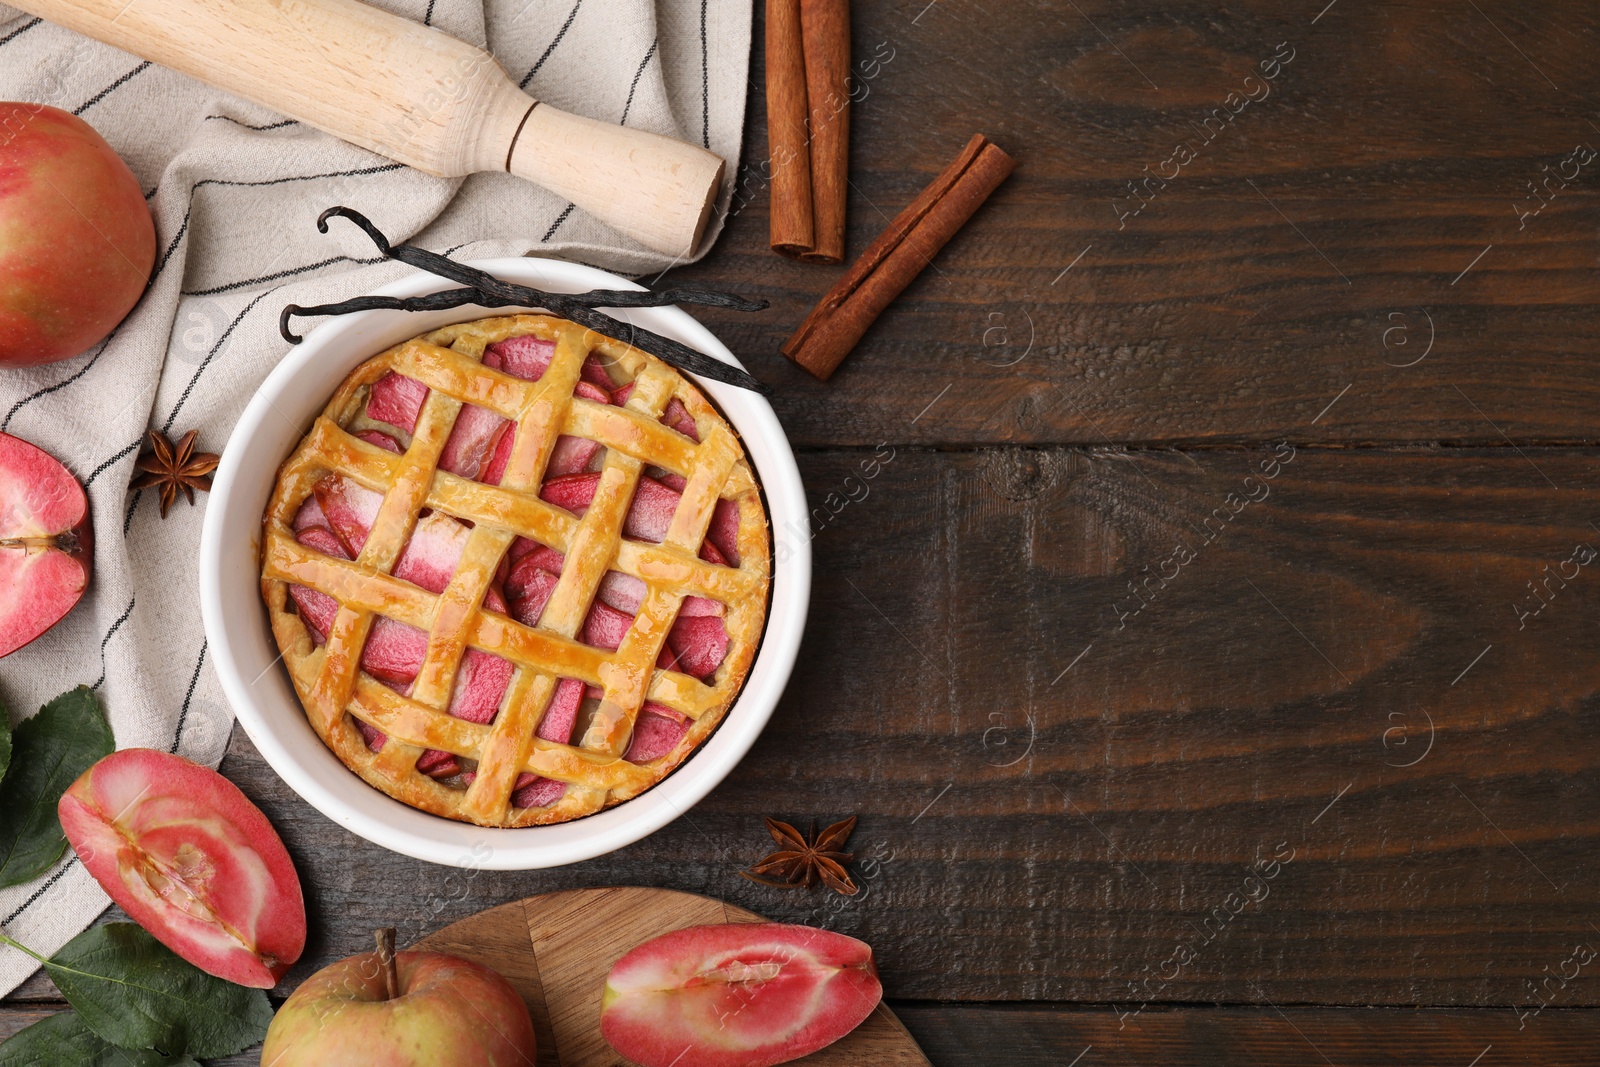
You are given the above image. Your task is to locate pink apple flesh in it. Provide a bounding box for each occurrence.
[0,104,155,366]
[601,923,882,1067]
[0,431,92,657]
[262,948,537,1067]
[661,397,699,440]
[439,402,509,482]
[367,371,428,432]
[483,334,555,380]
[623,704,690,763]
[57,749,306,988]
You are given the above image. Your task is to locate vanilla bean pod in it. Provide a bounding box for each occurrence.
[281,207,769,393]
[281,284,771,341]
[280,289,486,343]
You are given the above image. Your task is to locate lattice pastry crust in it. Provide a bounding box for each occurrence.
[260,314,771,827]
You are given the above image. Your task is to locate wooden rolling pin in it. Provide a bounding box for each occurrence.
[15,0,725,256]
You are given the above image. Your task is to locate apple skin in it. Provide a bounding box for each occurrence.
[0,103,154,366]
[261,950,538,1067]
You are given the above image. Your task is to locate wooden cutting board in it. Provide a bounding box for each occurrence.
[413,887,931,1067]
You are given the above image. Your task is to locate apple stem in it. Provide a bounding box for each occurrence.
[0,532,77,554]
[374,927,399,1001]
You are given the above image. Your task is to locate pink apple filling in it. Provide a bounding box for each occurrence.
[369,343,619,490]
[460,676,585,809]
[289,345,746,807]
[504,543,565,627]
[575,583,729,681]
[661,397,699,440]
[289,479,515,779]
[538,470,741,565]
[483,334,556,380]
[438,403,509,483]
[366,371,428,433]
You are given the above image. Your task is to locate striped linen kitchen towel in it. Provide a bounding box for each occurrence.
[0,0,750,996]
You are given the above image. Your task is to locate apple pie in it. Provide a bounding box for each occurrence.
[260,314,771,828]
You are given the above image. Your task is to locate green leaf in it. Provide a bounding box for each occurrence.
[0,1010,196,1066]
[0,687,114,888]
[42,924,271,1060]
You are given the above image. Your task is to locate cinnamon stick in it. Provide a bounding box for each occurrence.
[782,134,1015,380]
[798,0,850,264]
[766,0,815,256]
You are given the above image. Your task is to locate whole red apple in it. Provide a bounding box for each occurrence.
[0,103,154,366]
[262,935,538,1067]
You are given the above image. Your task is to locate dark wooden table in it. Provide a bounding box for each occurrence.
[8,0,1600,1062]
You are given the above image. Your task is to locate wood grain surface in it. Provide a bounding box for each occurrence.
[412,887,927,1066]
[8,0,1600,1062]
[7,1002,1597,1066]
[894,1005,1600,1066]
[673,0,1600,447]
[10,448,1596,1011]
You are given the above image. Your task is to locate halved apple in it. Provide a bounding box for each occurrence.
[0,431,91,657]
[601,923,882,1067]
[57,749,306,988]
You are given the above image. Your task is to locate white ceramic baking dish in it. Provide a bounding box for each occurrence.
[199,258,807,869]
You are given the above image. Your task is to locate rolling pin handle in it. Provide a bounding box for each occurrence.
[508,104,725,258]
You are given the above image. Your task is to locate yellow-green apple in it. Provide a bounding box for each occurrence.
[0,431,91,656]
[0,103,154,366]
[261,935,538,1066]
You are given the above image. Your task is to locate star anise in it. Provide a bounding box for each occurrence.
[131,429,220,518]
[740,816,858,896]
